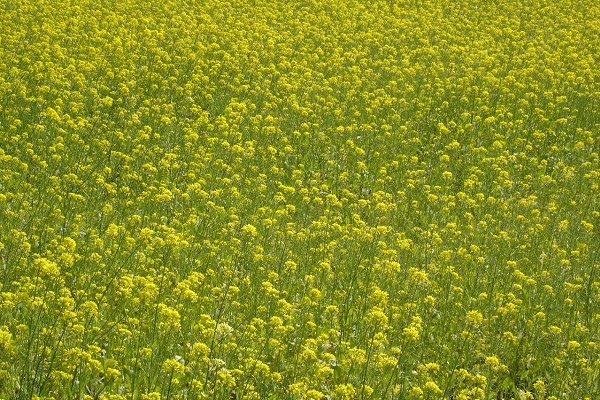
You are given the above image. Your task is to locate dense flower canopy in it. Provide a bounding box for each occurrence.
[0,0,599,398]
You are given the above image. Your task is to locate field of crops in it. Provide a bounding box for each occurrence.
[1,0,599,398]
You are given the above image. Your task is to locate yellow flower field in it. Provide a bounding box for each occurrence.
[1,0,599,398]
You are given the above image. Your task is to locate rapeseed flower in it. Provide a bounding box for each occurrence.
[0,0,598,397]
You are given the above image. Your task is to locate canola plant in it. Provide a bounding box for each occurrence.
[0,0,599,398]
